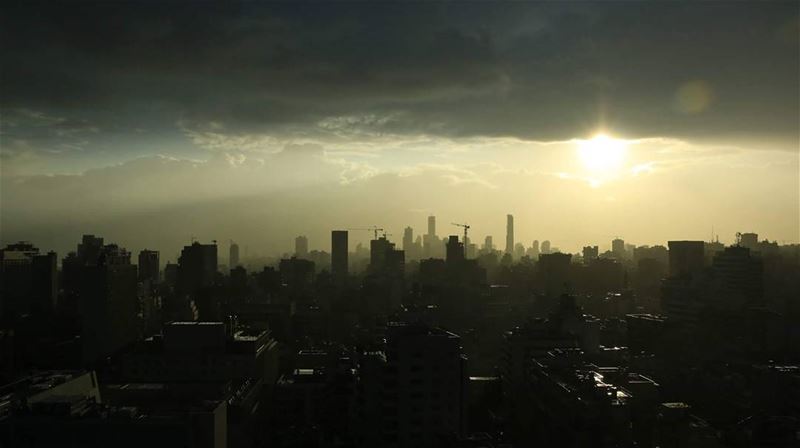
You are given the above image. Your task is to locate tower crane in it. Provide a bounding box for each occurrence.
[347,226,385,240]
[452,222,471,256]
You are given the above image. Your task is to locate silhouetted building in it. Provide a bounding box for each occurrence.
[582,245,599,263]
[137,249,159,285]
[446,235,465,264]
[121,321,279,385]
[739,232,759,251]
[530,240,540,257]
[229,241,240,268]
[668,241,704,278]
[295,235,309,258]
[403,227,413,251]
[0,242,57,317]
[538,252,572,298]
[279,257,315,299]
[483,235,493,251]
[79,242,139,365]
[428,215,436,237]
[177,242,218,296]
[163,262,178,287]
[612,238,626,259]
[541,240,551,255]
[505,214,514,255]
[77,234,105,265]
[331,230,348,284]
[357,322,467,447]
[0,370,228,448]
[712,245,764,306]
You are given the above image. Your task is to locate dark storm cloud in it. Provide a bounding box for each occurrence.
[1,2,797,147]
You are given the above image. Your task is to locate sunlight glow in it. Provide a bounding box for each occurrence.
[577,134,628,173]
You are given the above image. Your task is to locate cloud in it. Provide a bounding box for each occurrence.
[1,3,796,152]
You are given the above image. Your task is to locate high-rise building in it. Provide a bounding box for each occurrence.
[358,322,467,447]
[712,246,763,305]
[331,230,348,283]
[79,242,138,365]
[295,235,309,258]
[668,241,705,278]
[0,242,57,317]
[427,216,436,236]
[177,242,218,296]
[541,240,551,255]
[446,235,465,264]
[484,235,493,251]
[538,252,572,298]
[739,232,759,251]
[77,235,105,266]
[612,238,625,259]
[137,249,159,285]
[582,245,599,262]
[370,237,404,271]
[505,214,514,254]
[229,241,240,268]
[403,227,413,250]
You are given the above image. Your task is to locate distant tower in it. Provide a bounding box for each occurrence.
[541,240,551,255]
[484,235,493,251]
[739,232,758,251]
[427,216,436,237]
[505,214,514,254]
[612,238,625,259]
[403,227,414,251]
[331,230,349,284]
[295,235,309,258]
[138,249,160,284]
[229,242,240,268]
[582,246,599,263]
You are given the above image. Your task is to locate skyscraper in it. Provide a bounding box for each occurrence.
[177,242,218,296]
[505,214,514,254]
[446,235,465,263]
[331,230,348,283]
[668,241,705,278]
[229,242,240,268]
[137,249,160,284]
[295,235,309,258]
[484,235,493,251]
[541,240,551,255]
[712,245,763,305]
[427,215,436,236]
[79,242,138,365]
[0,242,57,316]
[403,227,413,251]
[612,238,626,259]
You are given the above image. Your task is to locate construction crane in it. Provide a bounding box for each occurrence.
[347,226,385,240]
[452,223,471,255]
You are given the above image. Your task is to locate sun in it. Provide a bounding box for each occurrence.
[577,134,628,173]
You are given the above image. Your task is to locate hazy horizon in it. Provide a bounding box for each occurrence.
[2,3,798,259]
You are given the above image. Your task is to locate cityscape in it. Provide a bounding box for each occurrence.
[1,1,799,448]
[1,221,799,447]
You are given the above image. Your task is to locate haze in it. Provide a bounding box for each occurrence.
[1,3,798,260]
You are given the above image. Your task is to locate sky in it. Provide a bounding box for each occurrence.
[1,2,798,261]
